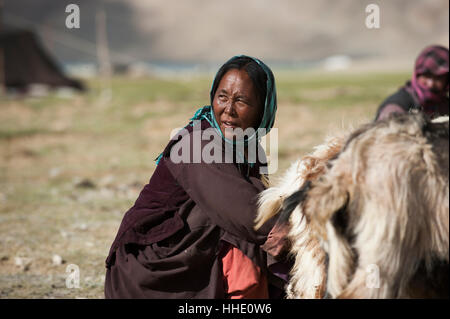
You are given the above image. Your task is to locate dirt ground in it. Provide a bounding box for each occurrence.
[0,70,409,298]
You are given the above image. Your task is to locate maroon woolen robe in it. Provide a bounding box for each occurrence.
[104,120,279,298]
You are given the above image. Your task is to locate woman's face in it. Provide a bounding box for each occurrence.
[417,73,448,92]
[212,69,264,140]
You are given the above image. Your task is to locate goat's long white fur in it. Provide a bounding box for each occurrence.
[256,114,449,299]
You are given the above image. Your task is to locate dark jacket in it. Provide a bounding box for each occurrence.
[375,86,449,121]
[104,120,277,298]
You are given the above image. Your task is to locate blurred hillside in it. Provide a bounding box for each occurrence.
[3,0,449,68]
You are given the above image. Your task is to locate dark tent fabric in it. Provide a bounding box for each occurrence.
[0,28,85,91]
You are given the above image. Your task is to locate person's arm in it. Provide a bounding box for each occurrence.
[376,103,407,121]
[164,155,275,245]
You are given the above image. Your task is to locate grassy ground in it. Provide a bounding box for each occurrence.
[0,70,409,298]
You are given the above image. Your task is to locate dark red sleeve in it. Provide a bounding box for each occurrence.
[163,125,276,246]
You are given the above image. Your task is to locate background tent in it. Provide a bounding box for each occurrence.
[0,27,85,92]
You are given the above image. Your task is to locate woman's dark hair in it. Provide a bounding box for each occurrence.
[210,56,267,107]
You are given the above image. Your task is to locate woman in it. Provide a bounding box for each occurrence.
[375,45,449,121]
[104,55,284,298]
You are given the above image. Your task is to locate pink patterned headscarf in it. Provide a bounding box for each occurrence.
[410,45,449,109]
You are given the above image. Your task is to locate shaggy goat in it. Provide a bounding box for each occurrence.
[256,113,449,298]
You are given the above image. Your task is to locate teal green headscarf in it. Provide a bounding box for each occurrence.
[156,55,277,165]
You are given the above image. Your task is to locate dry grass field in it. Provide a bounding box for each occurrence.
[0,70,409,298]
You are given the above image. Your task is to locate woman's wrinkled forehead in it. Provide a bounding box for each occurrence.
[211,57,266,100]
[215,69,255,93]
